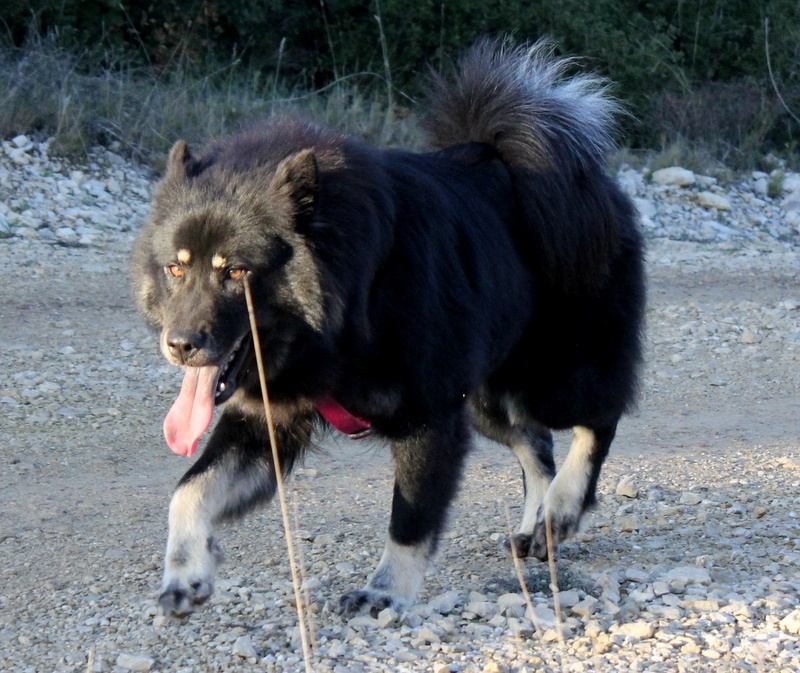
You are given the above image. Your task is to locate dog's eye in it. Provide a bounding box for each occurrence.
[166,264,183,278]
[226,268,245,281]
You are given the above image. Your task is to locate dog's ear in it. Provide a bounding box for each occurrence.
[166,140,192,179]
[270,149,318,218]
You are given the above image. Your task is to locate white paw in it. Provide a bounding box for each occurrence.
[159,536,222,617]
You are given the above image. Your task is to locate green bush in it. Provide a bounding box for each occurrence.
[2,1,800,163]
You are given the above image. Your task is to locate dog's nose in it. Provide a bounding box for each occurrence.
[166,330,207,364]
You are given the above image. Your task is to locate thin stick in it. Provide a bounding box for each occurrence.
[502,503,545,645]
[243,275,314,673]
[319,0,339,80]
[293,499,319,655]
[544,503,565,648]
[765,18,800,126]
[273,37,286,101]
[373,0,394,145]
[85,647,95,673]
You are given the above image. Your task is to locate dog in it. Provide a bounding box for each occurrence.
[130,39,645,617]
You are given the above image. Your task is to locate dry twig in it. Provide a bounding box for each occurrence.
[243,275,315,672]
[765,18,800,127]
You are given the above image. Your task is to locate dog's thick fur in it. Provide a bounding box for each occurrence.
[131,40,645,617]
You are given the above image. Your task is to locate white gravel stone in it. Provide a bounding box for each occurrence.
[679,491,703,505]
[327,640,346,657]
[232,634,257,658]
[11,134,31,149]
[661,566,712,585]
[526,604,557,629]
[417,625,441,643]
[779,609,800,634]
[624,568,650,583]
[116,653,155,671]
[615,621,655,639]
[428,590,461,614]
[633,197,657,218]
[781,191,800,211]
[697,191,732,210]
[615,475,639,498]
[464,600,498,618]
[571,596,598,617]
[618,515,641,532]
[348,614,379,628]
[652,166,696,186]
[556,589,581,608]
[377,607,399,627]
[782,172,800,191]
[497,592,527,612]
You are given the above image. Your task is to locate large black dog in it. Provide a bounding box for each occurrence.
[131,40,645,617]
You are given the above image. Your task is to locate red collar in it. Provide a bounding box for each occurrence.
[315,395,372,439]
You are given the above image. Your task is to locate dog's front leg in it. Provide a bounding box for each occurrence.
[340,410,471,614]
[159,408,309,616]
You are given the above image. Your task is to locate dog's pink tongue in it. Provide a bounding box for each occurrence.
[163,366,219,457]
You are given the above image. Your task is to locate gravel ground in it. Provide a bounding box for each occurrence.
[1,136,799,673]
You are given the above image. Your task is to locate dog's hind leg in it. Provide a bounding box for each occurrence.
[529,422,617,560]
[159,409,310,617]
[506,429,556,557]
[469,396,556,557]
[339,410,470,614]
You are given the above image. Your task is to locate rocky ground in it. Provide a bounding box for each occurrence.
[0,135,799,673]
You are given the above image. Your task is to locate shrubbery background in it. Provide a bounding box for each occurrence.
[2,0,799,167]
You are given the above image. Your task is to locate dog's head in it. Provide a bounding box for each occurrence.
[131,134,339,454]
[147,143,328,336]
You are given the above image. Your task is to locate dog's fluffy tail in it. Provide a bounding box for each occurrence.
[425,38,621,172]
[426,39,636,295]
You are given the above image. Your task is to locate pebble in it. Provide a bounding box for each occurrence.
[527,604,557,629]
[571,596,598,617]
[325,640,346,658]
[615,475,639,498]
[697,191,732,210]
[376,607,399,628]
[116,654,155,672]
[679,491,703,505]
[428,590,461,614]
[651,166,695,186]
[497,592,527,612]
[232,634,257,658]
[624,568,650,583]
[618,515,641,532]
[417,626,441,643]
[661,566,712,586]
[348,614,379,628]
[615,621,655,639]
[779,609,800,635]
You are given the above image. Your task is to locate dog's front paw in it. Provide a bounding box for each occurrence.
[159,535,222,617]
[339,589,402,615]
[505,532,535,558]
[158,578,214,617]
[529,501,583,561]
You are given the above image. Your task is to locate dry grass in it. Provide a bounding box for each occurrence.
[0,36,424,168]
[3,36,793,174]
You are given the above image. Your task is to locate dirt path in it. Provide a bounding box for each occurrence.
[1,226,799,671]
